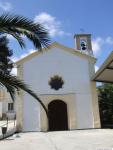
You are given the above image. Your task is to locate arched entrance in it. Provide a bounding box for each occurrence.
[48,100,68,131]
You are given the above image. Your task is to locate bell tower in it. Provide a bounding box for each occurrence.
[74,34,93,56]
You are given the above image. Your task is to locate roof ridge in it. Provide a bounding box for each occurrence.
[15,42,96,65]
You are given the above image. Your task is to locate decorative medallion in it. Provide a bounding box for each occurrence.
[49,75,64,90]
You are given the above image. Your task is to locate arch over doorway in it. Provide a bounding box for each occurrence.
[48,100,68,131]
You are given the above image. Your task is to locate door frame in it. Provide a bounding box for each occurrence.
[40,94,77,131]
[48,100,68,131]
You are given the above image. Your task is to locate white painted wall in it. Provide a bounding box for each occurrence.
[0,102,2,118]
[23,48,91,94]
[75,94,94,129]
[20,47,95,131]
[2,101,8,113]
[23,93,40,131]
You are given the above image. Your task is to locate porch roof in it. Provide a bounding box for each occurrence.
[93,51,113,83]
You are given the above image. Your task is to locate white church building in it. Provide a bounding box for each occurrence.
[14,34,100,132]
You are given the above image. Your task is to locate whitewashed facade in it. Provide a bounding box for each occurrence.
[15,34,100,132]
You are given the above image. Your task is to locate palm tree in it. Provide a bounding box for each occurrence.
[0,14,50,118]
[98,83,113,127]
[0,36,13,74]
[0,72,48,117]
[0,14,50,49]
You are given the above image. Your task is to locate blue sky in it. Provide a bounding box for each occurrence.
[0,0,113,72]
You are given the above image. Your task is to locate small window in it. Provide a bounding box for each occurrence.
[8,103,14,111]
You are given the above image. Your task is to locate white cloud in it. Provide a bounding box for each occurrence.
[0,1,12,11]
[20,49,36,59]
[6,34,15,40]
[12,57,19,62]
[6,34,26,41]
[105,37,113,45]
[95,65,99,72]
[92,36,113,57]
[34,12,70,37]
[11,68,17,75]
[12,49,36,63]
[92,37,104,56]
[11,49,36,75]
[28,49,36,54]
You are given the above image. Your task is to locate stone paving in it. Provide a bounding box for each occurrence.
[0,129,113,150]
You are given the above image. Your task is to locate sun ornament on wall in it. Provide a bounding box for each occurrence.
[48,75,64,90]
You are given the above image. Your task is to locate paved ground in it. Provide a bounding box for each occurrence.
[0,129,113,150]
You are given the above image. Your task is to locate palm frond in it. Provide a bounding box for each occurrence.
[0,14,51,49]
[5,84,15,101]
[0,72,48,118]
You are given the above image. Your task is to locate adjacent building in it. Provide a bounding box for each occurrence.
[0,88,15,120]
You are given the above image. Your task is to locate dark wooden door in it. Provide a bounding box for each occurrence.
[48,100,68,131]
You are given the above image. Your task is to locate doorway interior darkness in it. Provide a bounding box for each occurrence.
[48,100,68,131]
